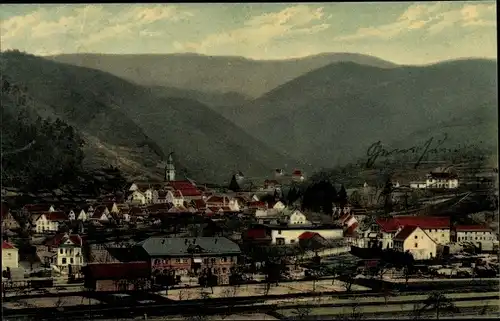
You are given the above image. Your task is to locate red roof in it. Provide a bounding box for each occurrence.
[376,216,450,232]
[248,201,267,209]
[24,204,54,213]
[192,199,207,209]
[393,226,419,241]
[455,225,492,232]
[44,211,68,221]
[173,190,183,198]
[2,240,16,249]
[85,262,150,280]
[168,181,197,190]
[292,169,302,176]
[44,233,83,247]
[206,196,227,204]
[298,232,320,240]
[245,229,268,239]
[179,189,202,196]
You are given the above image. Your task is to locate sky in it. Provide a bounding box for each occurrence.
[0,2,496,65]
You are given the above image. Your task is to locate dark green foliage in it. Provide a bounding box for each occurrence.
[228,174,240,192]
[302,180,338,214]
[1,79,85,189]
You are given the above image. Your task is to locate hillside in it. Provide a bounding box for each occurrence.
[228,59,497,169]
[47,52,397,99]
[1,51,297,184]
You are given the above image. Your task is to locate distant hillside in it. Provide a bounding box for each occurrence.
[48,52,397,98]
[226,59,497,169]
[1,51,297,184]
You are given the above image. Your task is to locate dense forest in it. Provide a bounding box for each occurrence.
[1,75,85,190]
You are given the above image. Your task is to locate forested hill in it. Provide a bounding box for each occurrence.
[1,76,85,190]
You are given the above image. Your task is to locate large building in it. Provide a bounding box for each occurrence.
[393,226,438,260]
[136,237,241,285]
[2,241,19,271]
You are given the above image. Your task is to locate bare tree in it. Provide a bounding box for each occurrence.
[341,272,356,293]
[336,303,364,321]
[417,291,460,320]
[219,287,238,320]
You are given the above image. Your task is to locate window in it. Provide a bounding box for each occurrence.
[441,234,444,237]
[70,258,74,264]
[80,257,82,264]
[222,257,227,263]
[414,243,418,248]
[60,249,64,254]
[291,239,296,244]
[65,249,68,254]
[222,267,227,273]
[414,235,418,239]
[62,258,67,264]
[211,258,216,264]
[203,258,208,264]
[278,230,282,235]
[230,257,234,262]
[175,259,181,263]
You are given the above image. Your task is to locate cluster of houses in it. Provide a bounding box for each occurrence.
[409,169,459,189]
[356,216,498,260]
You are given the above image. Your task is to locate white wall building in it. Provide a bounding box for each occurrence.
[270,227,343,245]
[127,190,146,205]
[2,241,19,271]
[454,225,499,251]
[393,226,438,260]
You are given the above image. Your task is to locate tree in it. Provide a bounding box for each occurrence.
[228,175,240,192]
[292,306,312,320]
[417,291,460,320]
[338,185,348,208]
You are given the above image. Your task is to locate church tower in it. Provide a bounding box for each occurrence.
[165,153,176,182]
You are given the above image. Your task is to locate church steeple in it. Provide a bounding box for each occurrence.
[165,152,176,182]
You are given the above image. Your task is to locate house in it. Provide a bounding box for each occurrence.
[371,216,450,249]
[410,171,459,189]
[298,232,329,251]
[83,262,151,292]
[90,206,111,222]
[191,199,207,211]
[285,210,311,225]
[338,213,359,236]
[43,232,84,274]
[426,172,459,189]
[274,169,285,178]
[267,201,286,213]
[263,179,281,190]
[76,208,88,221]
[2,241,19,271]
[167,181,203,201]
[127,190,147,205]
[137,237,241,285]
[393,226,438,261]
[32,212,68,234]
[453,225,499,251]
[2,203,20,230]
[291,169,305,182]
[244,223,343,246]
[98,202,120,214]
[166,190,185,207]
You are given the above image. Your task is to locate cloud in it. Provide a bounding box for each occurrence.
[336,2,496,41]
[173,5,330,57]
[1,5,194,52]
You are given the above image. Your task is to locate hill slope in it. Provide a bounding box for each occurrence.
[1,51,297,184]
[47,52,397,98]
[229,59,497,168]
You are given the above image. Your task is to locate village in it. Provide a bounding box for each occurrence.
[1,154,499,320]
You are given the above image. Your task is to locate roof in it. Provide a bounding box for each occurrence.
[138,237,241,257]
[393,226,419,241]
[42,211,68,221]
[44,233,83,247]
[192,199,207,209]
[298,232,321,240]
[376,216,450,232]
[2,240,16,249]
[173,190,183,198]
[248,201,267,208]
[206,196,227,204]
[24,204,54,213]
[455,225,493,232]
[292,170,302,176]
[179,189,202,196]
[245,229,269,239]
[85,262,150,280]
[168,180,197,190]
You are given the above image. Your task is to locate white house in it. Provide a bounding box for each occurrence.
[127,190,147,205]
[373,216,450,249]
[393,226,438,261]
[166,190,185,207]
[454,225,499,251]
[410,182,427,189]
[426,172,459,189]
[268,201,286,214]
[45,233,84,274]
[144,189,154,204]
[286,210,311,225]
[33,212,68,234]
[291,170,305,182]
[2,241,19,271]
